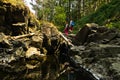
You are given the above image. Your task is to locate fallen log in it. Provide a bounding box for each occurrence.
[59,32,74,47]
[12,23,26,27]
[11,33,35,39]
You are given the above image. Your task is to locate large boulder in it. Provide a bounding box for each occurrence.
[75,23,99,45]
[75,23,119,45]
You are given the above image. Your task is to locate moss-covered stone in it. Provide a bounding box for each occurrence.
[0,0,40,35]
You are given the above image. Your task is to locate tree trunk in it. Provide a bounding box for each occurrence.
[68,0,71,22]
[77,0,81,20]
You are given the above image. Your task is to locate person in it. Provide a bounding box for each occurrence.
[64,21,69,35]
[69,19,75,32]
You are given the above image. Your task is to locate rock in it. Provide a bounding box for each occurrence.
[0,0,40,35]
[26,47,40,58]
[0,33,11,48]
[110,62,120,80]
[31,33,43,48]
[75,24,92,45]
[71,43,120,80]
[0,1,69,80]
[75,23,119,45]
[71,23,120,79]
[0,22,66,80]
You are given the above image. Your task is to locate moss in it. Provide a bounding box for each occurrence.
[78,0,120,28]
[1,0,24,7]
[0,0,40,35]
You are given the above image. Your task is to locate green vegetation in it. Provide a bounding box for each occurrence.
[30,0,119,33]
[77,0,120,29]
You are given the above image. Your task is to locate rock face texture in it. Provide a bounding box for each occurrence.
[0,0,120,80]
[0,0,39,35]
[0,23,67,80]
[0,1,68,80]
[70,23,120,80]
[75,23,119,45]
[0,28,65,80]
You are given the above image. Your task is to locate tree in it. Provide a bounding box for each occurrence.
[30,0,112,29]
[53,6,66,26]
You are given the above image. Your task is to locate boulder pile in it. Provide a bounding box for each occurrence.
[70,23,120,80]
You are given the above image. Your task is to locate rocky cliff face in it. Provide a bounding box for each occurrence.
[0,0,68,80]
[0,24,66,80]
[0,0,39,35]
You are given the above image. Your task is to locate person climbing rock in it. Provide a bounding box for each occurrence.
[64,21,69,35]
[69,19,75,32]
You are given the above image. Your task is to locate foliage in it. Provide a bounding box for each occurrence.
[30,0,112,31]
[77,0,120,28]
[53,6,66,27]
[106,21,120,29]
[30,0,119,33]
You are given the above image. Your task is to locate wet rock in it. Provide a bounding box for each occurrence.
[0,22,67,80]
[69,46,85,56]
[110,62,120,80]
[25,47,40,58]
[69,23,120,80]
[71,43,120,79]
[31,32,43,48]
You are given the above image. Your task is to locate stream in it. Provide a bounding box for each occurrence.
[57,45,101,80]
